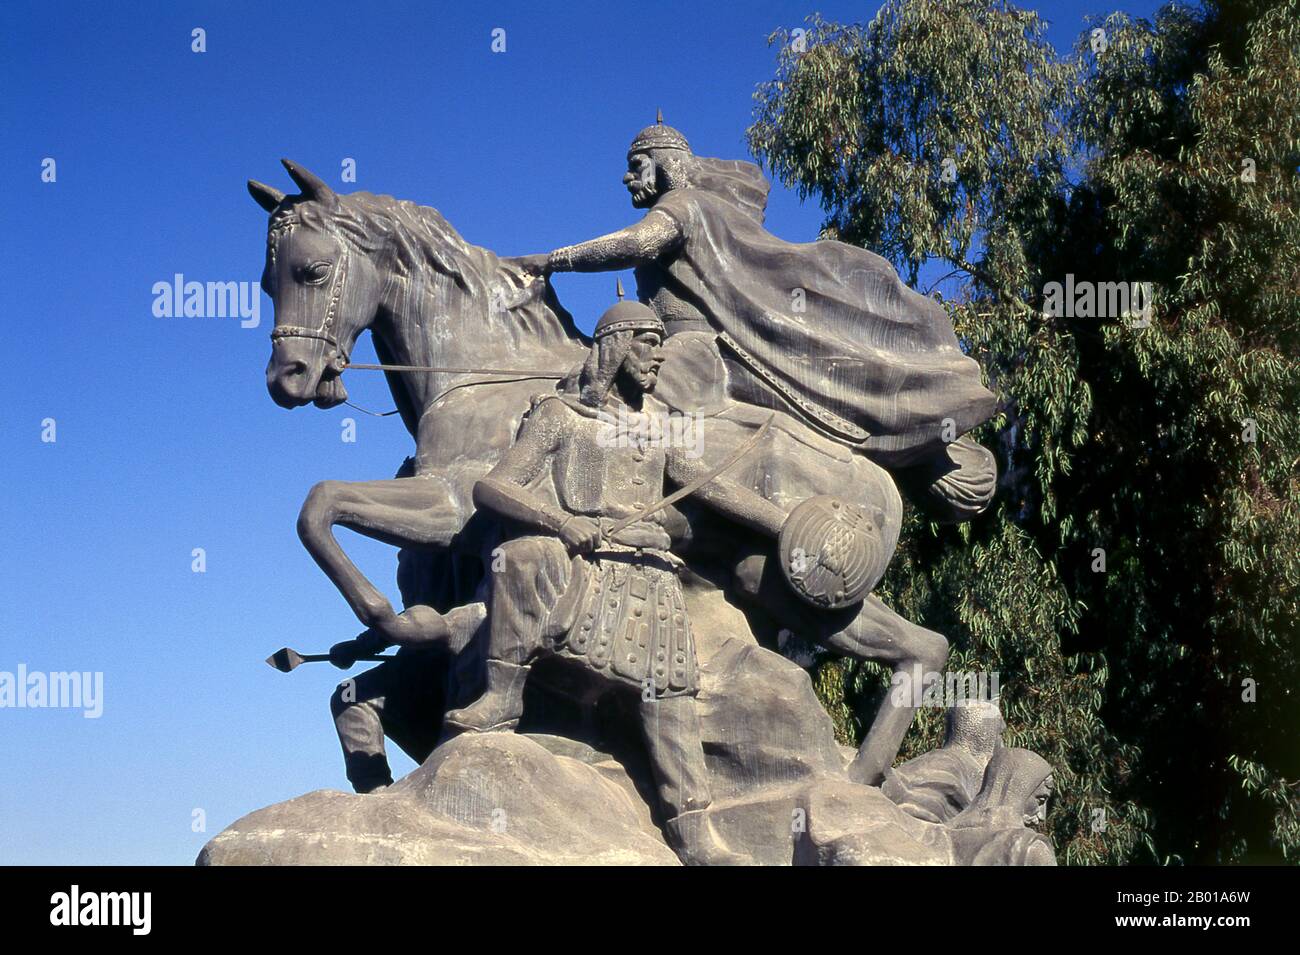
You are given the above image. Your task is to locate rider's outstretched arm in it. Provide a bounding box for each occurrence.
[547,210,683,273]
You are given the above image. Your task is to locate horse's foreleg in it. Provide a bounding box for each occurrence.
[732,553,948,787]
[297,476,466,629]
[827,595,949,787]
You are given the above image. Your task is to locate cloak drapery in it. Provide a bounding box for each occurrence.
[648,164,996,467]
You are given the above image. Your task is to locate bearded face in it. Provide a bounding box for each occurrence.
[1024,775,1054,827]
[620,332,665,395]
[624,153,658,208]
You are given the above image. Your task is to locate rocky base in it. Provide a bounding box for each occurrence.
[199,732,678,865]
[201,638,1054,866]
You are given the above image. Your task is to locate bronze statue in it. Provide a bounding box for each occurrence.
[247,152,964,789]
[208,122,1059,866]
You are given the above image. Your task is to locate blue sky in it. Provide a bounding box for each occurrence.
[1,0,1165,864]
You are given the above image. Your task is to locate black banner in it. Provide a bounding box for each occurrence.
[0,865,1288,941]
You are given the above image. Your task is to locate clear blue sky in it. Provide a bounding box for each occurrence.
[1,0,1164,864]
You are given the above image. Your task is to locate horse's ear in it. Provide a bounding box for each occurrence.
[247,179,285,213]
[280,159,334,201]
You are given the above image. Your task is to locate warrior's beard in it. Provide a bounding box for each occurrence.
[628,172,658,207]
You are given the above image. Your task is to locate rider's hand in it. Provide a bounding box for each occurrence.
[353,626,391,653]
[328,638,364,670]
[559,516,603,554]
[501,254,548,280]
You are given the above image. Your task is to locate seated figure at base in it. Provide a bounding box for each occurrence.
[327,600,485,793]
[443,299,790,865]
[882,698,1006,823]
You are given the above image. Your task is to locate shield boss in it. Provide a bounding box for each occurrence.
[778,495,884,609]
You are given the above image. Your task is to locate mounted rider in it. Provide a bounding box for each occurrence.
[517,116,999,520]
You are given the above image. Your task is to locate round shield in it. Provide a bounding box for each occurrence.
[778,495,884,609]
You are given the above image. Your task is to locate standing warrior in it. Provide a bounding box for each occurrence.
[443,299,787,865]
[517,115,998,516]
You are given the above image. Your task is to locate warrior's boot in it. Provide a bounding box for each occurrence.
[665,809,747,866]
[346,760,392,795]
[440,659,530,737]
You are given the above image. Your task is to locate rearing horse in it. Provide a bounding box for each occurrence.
[249,160,950,785]
[251,159,587,644]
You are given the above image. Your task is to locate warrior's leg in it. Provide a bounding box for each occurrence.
[442,536,573,735]
[330,660,404,793]
[639,695,712,817]
[733,553,948,786]
[335,606,486,786]
[368,647,456,769]
[640,695,744,865]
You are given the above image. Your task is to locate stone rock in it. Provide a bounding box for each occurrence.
[793,778,953,866]
[202,638,1056,865]
[198,733,679,866]
[697,639,847,801]
[203,637,848,865]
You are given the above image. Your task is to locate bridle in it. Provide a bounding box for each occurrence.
[267,221,351,368]
[265,220,567,419]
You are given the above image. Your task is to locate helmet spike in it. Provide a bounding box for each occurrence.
[616,277,625,301]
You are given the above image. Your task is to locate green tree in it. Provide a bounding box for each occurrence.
[750,0,1300,863]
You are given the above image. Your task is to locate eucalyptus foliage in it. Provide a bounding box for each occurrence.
[751,0,1299,864]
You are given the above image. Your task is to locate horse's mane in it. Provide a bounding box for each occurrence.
[270,189,585,352]
[272,190,475,286]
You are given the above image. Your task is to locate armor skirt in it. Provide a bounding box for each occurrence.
[556,547,697,697]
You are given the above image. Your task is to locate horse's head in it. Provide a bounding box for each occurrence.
[248,160,383,409]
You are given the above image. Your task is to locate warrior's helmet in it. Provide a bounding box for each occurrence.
[627,113,692,160]
[593,300,664,341]
[627,112,694,196]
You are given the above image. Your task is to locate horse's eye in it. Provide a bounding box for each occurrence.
[301,261,332,285]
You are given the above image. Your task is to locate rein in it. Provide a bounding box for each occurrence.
[339,363,572,420]
[268,222,570,415]
[344,361,570,376]
[342,372,568,419]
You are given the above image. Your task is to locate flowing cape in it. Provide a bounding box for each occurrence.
[651,172,996,466]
